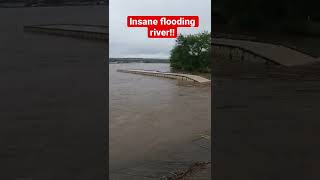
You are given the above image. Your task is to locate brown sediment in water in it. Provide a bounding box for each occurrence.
[176,80,211,87]
[110,63,211,173]
[162,161,211,180]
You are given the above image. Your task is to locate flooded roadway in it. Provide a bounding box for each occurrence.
[109,63,211,173]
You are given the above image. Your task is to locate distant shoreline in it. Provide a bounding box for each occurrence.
[109,58,169,64]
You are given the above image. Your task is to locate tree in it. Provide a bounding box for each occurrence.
[170,32,211,73]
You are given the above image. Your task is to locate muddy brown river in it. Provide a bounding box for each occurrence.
[109,63,211,171]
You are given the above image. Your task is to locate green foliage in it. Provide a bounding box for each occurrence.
[170,32,211,73]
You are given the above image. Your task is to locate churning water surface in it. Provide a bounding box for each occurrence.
[109,63,211,170]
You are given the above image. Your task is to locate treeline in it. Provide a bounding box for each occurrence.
[170,32,211,73]
[214,0,319,34]
[109,58,169,64]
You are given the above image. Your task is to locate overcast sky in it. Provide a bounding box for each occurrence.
[109,0,211,59]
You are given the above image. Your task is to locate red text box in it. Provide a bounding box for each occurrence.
[127,16,199,27]
[127,16,199,38]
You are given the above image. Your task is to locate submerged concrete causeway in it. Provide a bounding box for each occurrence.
[213,38,320,66]
[117,69,211,83]
[24,24,108,40]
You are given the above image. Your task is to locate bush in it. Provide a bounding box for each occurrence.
[169,32,211,73]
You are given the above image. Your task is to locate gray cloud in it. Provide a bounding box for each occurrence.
[109,0,211,58]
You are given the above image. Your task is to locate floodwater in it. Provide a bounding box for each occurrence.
[109,63,211,171]
[0,6,211,178]
[0,6,107,179]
